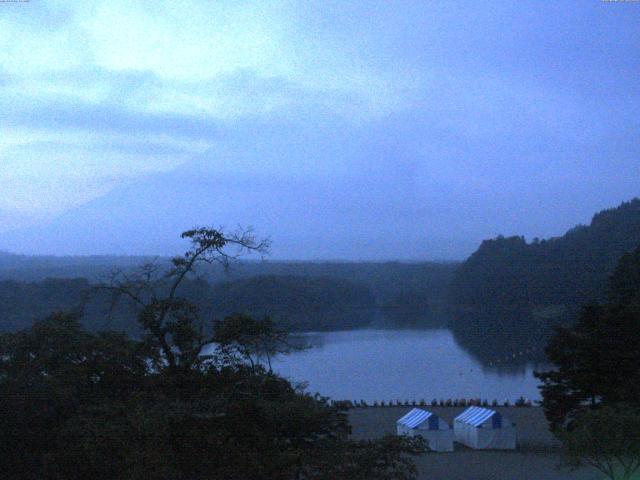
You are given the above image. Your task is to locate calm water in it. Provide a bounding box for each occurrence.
[272,329,544,403]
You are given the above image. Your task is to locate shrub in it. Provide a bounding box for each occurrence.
[419,399,426,406]
[431,399,438,406]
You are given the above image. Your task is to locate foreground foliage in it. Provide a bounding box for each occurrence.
[0,227,425,480]
[536,245,640,429]
[536,245,640,479]
[559,405,640,480]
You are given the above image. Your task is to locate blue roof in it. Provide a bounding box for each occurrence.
[397,408,433,428]
[454,406,498,427]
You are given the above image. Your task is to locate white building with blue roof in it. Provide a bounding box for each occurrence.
[453,406,516,449]
[396,408,454,452]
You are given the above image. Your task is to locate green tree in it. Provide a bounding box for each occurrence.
[102,227,270,371]
[301,435,427,480]
[212,313,299,372]
[0,312,148,478]
[535,245,640,430]
[559,405,640,480]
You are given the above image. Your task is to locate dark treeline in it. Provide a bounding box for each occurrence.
[0,261,457,335]
[0,254,456,305]
[380,285,448,328]
[212,275,376,331]
[0,277,213,336]
[0,252,154,282]
[0,278,89,332]
[449,198,640,364]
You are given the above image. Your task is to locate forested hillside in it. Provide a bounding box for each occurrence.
[0,252,153,282]
[0,259,456,333]
[0,255,456,305]
[0,278,89,332]
[0,277,215,336]
[449,198,640,362]
[0,272,444,334]
[211,275,376,331]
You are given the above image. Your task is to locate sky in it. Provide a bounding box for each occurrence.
[0,0,639,259]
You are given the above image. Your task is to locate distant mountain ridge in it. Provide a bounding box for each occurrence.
[0,125,455,260]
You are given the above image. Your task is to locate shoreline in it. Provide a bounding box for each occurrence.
[334,398,536,408]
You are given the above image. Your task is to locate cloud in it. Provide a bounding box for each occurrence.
[1,1,639,258]
[1,95,221,140]
[1,1,413,118]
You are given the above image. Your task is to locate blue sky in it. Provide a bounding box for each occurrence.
[0,0,639,258]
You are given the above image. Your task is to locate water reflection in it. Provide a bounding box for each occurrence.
[273,329,544,403]
[448,309,553,368]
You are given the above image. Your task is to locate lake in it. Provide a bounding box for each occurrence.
[272,329,545,403]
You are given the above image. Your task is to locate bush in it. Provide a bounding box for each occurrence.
[492,399,498,407]
[557,405,640,480]
[419,399,426,406]
[431,399,438,406]
[515,396,527,407]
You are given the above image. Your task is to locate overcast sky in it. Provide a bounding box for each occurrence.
[0,1,639,259]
